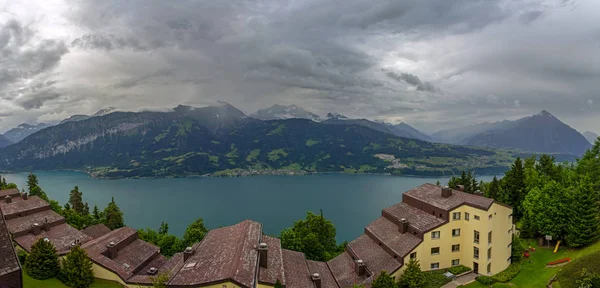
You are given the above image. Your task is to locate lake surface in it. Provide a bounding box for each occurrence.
[2,171,496,242]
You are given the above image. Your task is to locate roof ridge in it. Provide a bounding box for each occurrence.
[231,219,251,284]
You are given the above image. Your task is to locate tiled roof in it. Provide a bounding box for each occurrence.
[365,217,422,258]
[347,234,401,276]
[14,223,92,254]
[382,202,445,232]
[0,196,49,217]
[0,188,21,199]
[81,226,154,281]
[307,260,339,288]
[281,249,314,288]
[82,224,112,239]
[327,252,367,288]
[403,183,494,211]
[5,209,65,235]
[168,220,261,288]
[0,208,20,278]
[258,235,286,286]
[129,253,184,284]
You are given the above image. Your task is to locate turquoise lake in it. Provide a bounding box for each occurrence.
[1,172,496,242]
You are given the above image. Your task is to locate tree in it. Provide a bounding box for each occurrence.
[103,197,124,230]
[151,272,170,288]
[371,271,396,288]
[30,186,49,202]
[69,186,84,214]
[511,235,526,262]
[486,176,502,200]
[83,202,90,216]
[92,205,101,221]
[274,279,284,288]
[566,177,600,247]
[158,234,185,257]
[435,180,440,186]
[500,157,526,219]
[397,259,426,288]
[159,222,169,235]
[280,210,339,261]
[183,217,208,246]
[59,246,94,288]
[27,173,39,193]
[25,238,60,279]
[522,181,569,240]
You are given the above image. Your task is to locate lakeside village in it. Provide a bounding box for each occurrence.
[1,145,600,288]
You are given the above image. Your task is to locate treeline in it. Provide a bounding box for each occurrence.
[138,219,208,257]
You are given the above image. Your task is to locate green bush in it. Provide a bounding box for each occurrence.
[25,238,60,280]
[17,249,28,265]
[448,265,471,275]
[59,246,95,288]
[491,262,521,283]
[476,275,496,285]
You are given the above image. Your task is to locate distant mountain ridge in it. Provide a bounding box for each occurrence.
[583,131,599,144]
[251,104,321,122]
[0,134,12,148]
[464,110,591,155]
[0,103,513,179]
[60,107,117,124]
[3,123,52,143]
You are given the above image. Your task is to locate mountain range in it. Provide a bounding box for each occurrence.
[0,134,12,148]
[583,131,599,144]
[3,123,53,143]
[0,103,513,179]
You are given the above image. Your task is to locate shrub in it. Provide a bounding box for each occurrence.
[448,265,471,275]
[25,238,60,280]
[59,246,95,288]
[491,262,521,283]
[17,249,28,265]
[476,275,496,285]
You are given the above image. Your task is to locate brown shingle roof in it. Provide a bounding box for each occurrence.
[168,220,261,288]
[129,252,184,284]
[14,223,92,255]
[365,217,422,258]
[307,260,339,288]
[0,188,20,199]
[382,202,445,232]
[81,224,111,239]
[258,235,286,286]
[5,209,65,236]
[0,196,49,218]
[281,249,314,288]
[347,234,401,276]
[0,207,20,278]
[403,183,494,211]
[327,252,367,288]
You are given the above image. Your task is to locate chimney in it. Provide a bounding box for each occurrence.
[311,273,322,288]
[183,246,194,262]
[31,223,42,235]
[22,192,28,200]
[42,218,49,231]
[258,242,268,268]
[5,195,11,204]
[455,185,465,192]
[442,186,453,198]
[147,267,158,275]
[475,190,484,196]
[107,241,118,259]
[399,218,409,234]
[355,259,366,276]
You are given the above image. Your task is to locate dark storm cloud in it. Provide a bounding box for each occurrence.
[385,71,438,92]
[71,34,148,51]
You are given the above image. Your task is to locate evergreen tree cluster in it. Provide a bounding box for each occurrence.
[367,259,427,288]
[0,175,17,189]
[138,218,208,257]
[476,140,600,248]
[447,171,481,193]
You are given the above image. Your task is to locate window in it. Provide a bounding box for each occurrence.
[487,263,491,274]
[507,256,512,264]
[452,229,461,237]
[452,244,460,252]
[410,252,417,260]
[474,247,479,259]
[431,262,440,269]
[431,231,440,239]
[508,243,512,249]
[465,212,470,221]
[488,231,492,244]
[431,247,440,255]
[474,215,480,220]
[508,228,513,235]
[488,247,492,260]
[453,212,461,220]
[489,214,493,220]
[474,230,480,244]
[452,259,460,266]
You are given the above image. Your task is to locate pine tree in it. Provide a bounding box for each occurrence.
[103,197,124,230]
[500,157,526,219]
[69,186,84,214]
[83,202,90,216]
[159,222,169,235]
[436,180,440,186]
[397,259,426,288]
[566,177,600,247]
[92,205,101,221]
[486,176,502,200]
[371,271,396,288]
[60,246,94,288]
[25,238,60,279]
[27,173,39,193]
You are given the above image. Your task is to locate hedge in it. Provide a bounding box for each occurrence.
[491,262,521,283]
[448,265,471,275]
[476,275,496,285]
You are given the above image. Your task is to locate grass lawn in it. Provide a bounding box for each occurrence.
[463,238,600,288]
[23,273,123,288]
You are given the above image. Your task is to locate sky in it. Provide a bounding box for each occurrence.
[0,0,598,134]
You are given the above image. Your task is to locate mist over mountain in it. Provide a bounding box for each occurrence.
[583,131,599,144]
[251,104,321,122]
[2,123,53,143]
[60,107,117,124]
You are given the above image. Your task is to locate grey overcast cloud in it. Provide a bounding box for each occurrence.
[0,0,598,134]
